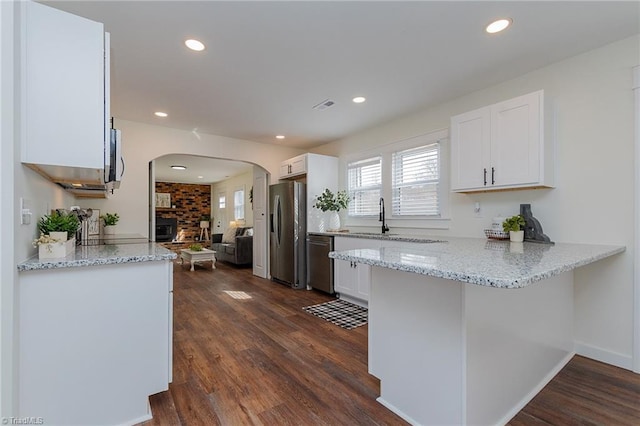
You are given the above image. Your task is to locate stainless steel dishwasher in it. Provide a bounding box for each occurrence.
[306,234,334,294]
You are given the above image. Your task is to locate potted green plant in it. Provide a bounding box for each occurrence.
[502,214,526,242]
[313,188,350,231]
[37,211,80,242]
[101,212,120,235]
[200,214,211,229]
[189,243,203,251]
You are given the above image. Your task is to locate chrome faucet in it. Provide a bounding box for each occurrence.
[379,197,390,234]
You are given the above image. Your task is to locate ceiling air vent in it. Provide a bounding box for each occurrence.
[312,99,335,111]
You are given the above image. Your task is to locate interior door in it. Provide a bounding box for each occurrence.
[252,167,268,278]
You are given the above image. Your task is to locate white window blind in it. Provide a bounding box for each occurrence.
[218,194,226,209]
[234,189,245,220]
[392,143,440,216]
[347,156,382,217]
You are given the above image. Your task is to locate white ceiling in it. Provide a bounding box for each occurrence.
[43,1,638,156]
[154,154,253,184]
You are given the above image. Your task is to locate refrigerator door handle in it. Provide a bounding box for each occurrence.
[274,195,280,246]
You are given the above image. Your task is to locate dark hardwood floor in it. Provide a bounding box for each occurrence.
[143,261,640,425]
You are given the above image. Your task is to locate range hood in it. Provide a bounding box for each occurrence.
[25,128,123,199]
[55,181,118,199]
[26,163,117,199]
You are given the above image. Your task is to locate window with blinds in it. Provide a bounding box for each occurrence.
[234,189,245,220]
[392,143,440,216]
[347,156,382,217]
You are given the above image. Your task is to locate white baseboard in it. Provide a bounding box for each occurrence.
[574,341,634,370]
[376,397,421,426]
[496,351,575,426]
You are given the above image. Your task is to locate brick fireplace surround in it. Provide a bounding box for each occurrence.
[155,182,211,252]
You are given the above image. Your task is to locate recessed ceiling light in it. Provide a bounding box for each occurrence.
[276,135,285,139]
[171,165,187,170]
[197,175,203,179]
[154,111,168,118]
[486,18,512,34]
[185,39,205,51]
[352,96,366,104]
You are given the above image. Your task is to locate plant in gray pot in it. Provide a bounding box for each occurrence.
[502,215,526,242]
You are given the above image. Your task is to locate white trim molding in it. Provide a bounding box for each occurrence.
[633,64,640,373]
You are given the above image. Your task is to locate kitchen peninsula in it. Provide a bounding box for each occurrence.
[17,243,176,425]
[329,237,624,426]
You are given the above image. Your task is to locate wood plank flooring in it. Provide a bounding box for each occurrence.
[143,261,640,425]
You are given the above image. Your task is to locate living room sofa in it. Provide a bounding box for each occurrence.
[211,226,253,266]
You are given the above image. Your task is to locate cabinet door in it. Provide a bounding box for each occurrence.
[334,259,356,295]
[450,107,491,191]
[289,155,307,176]
[279,162,292,178]
[334,237,357,295]
[490,91,541,187]
[21,1,105,169]
[334,237,378,303]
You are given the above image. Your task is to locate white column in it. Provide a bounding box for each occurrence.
[633,65,640,373]
[0,0,17,417]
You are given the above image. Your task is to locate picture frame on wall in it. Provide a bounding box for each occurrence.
[156,193,171,208]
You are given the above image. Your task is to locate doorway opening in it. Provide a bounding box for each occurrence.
[149,154,269,279]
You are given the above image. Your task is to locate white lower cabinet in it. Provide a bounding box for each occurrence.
[334,237,379,305]
[18,260,172,425]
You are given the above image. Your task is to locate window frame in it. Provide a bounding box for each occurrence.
[233,187,245,221]
[391,142,441,218]
[346,156,383,218]
[343,128,450,230]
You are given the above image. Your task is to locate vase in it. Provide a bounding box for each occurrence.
[104,225,116,235]
[49,231,68,241]
[328,211,341,231]
[509,230,524,242]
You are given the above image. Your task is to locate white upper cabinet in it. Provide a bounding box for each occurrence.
[279,153,339,233]
[450,90,553,192]
[279,154,307,178]
[20,1,107,183]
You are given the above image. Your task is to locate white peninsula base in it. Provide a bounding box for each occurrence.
[369,267,574,426]
[19,259,173,425]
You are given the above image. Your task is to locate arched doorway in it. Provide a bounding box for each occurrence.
[149,154,269,279]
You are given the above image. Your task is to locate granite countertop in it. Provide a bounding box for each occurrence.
[18,243,177,272]
[328,237,625,289]
[308,231,444,243]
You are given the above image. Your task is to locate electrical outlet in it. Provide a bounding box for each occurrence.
[474,202,482,218]
[20,198,33,225]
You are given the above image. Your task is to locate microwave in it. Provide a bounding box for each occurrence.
[104,128,123,189]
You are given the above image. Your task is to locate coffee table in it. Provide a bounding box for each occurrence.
[180,248,216,271]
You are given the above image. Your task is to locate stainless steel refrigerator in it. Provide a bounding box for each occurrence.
[270,181,306,289]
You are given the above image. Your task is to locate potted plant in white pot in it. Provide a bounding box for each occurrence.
[502,214,526,242]
[35,211,80,258]
[200,215,211,229]
[101,212,120,235]
[312,188,350,231]
[37,211,80,242]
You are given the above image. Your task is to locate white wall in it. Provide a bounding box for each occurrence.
[0,0,13,415]
[211,170,254,233]
[313,36,640,368]
[85,120,304,237]
[3,2,79,415]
